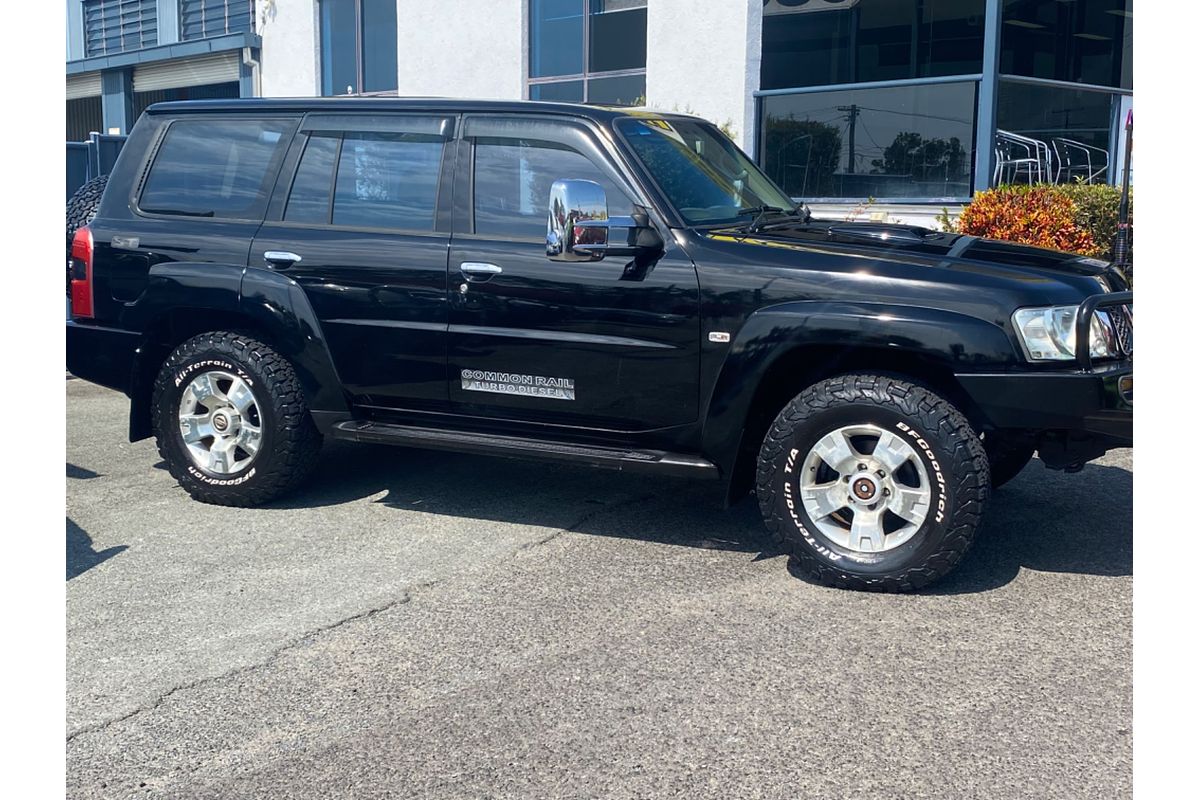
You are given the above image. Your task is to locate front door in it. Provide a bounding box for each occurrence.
[447,116,700,431]
[250,114,455,411]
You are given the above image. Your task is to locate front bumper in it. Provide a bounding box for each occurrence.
[66,320,141,395]
[956,364,1132,444]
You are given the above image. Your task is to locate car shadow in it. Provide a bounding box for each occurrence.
[258,443,1130,592]
[925,459,1132,594]
[67,518,128,580]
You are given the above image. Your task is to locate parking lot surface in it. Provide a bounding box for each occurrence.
[66,377,1132,799]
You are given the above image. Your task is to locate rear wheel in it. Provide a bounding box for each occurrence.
[756,374,990,592]
[151,331,322,507]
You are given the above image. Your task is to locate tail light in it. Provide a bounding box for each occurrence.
[70,226,94,319]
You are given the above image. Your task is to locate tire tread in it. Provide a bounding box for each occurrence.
[150,331,321,507]
[755,373,990,592]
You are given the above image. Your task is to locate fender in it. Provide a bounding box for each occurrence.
[700,300,1021,476]
[124,262,350,440]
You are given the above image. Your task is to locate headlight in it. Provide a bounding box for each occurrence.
[1012,305,1118,362]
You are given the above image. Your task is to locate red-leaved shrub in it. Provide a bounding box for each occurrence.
[957,186,1099,256]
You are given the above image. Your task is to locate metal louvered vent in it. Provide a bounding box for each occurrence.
[83,0,158,57]
[180,1,255,41]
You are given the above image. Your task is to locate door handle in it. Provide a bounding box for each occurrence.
[264,250,302,269]
[460,262,502,282]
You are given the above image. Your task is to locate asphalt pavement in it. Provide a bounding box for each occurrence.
[66,377,1132,799]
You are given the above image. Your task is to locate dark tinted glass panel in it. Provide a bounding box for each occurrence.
[587,74,645,106]
[141,119,293,218]
[361,0,399,92]
[589,1,647,72]
[530,0,585,78]
[760,81,976,199]
[332,133,443,230]
[1001,0,1132,89]
[285,135,340,224]
[473,139,633,240]
[530,81,586,102]
[761,0,985,90]
[321,0,359,95]
[996,82,1114,186]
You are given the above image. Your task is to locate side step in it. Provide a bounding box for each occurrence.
[329,421,719,479]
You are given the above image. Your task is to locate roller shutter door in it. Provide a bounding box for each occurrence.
[133,52,241,93]
[67,72,103,100]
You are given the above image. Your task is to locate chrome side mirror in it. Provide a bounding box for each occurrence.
[547,179,610,262]
[547,179,666,263]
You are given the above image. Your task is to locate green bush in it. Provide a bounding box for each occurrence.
[1055,182,1131,263]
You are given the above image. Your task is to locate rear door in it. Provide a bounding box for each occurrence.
[250,113,455,411]
[446,116,700,431]
[91,114,298,323]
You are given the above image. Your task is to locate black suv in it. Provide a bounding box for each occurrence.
[66,99,1132,591]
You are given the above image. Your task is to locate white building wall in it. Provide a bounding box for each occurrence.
[258,0,320,97]
[644,0,761,152]
[394,0,525,100]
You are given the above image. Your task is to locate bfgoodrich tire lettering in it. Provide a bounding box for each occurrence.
[756,374,990,592]
[151,332,321,507]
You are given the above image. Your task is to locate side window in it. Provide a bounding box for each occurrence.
[331,133,444,230]
[472,138,634,240]
[140,118,294,219]
[285,134,339,224]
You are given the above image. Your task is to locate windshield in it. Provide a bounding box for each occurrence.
[616,117,796,226]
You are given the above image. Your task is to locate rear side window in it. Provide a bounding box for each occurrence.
[140,118,294,219]
[332,133,443,230]
[284,134,339,224]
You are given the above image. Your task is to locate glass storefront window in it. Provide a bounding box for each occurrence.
[761,0,986,91]
[586,74,646,106]
[588,0,648,73]
[529,81,586,102]
[528,0,647,107]
[530,0,585,79]
[995,81,1115,185]
[760,82,977,200]
[1001,0,1132,90]
[319,0,398,96]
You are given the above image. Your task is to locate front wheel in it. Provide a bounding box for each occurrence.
[151,332,322,507]
[756,374,990,592]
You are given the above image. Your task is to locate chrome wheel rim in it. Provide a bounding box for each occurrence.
[798,424,932,554]
[177,370,263,475]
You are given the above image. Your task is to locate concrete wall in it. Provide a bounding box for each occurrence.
[644,0,761,152]
[395,0,525,99]
[259,0,320,97]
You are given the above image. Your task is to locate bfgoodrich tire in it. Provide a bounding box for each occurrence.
[66,174,108,293]
[756,374,990,592]
[151,332,322,507]
[66,174,108,244]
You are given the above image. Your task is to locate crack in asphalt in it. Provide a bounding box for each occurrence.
[66,493,657,745]
[65,586,432,744]
[516,492,658,552]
